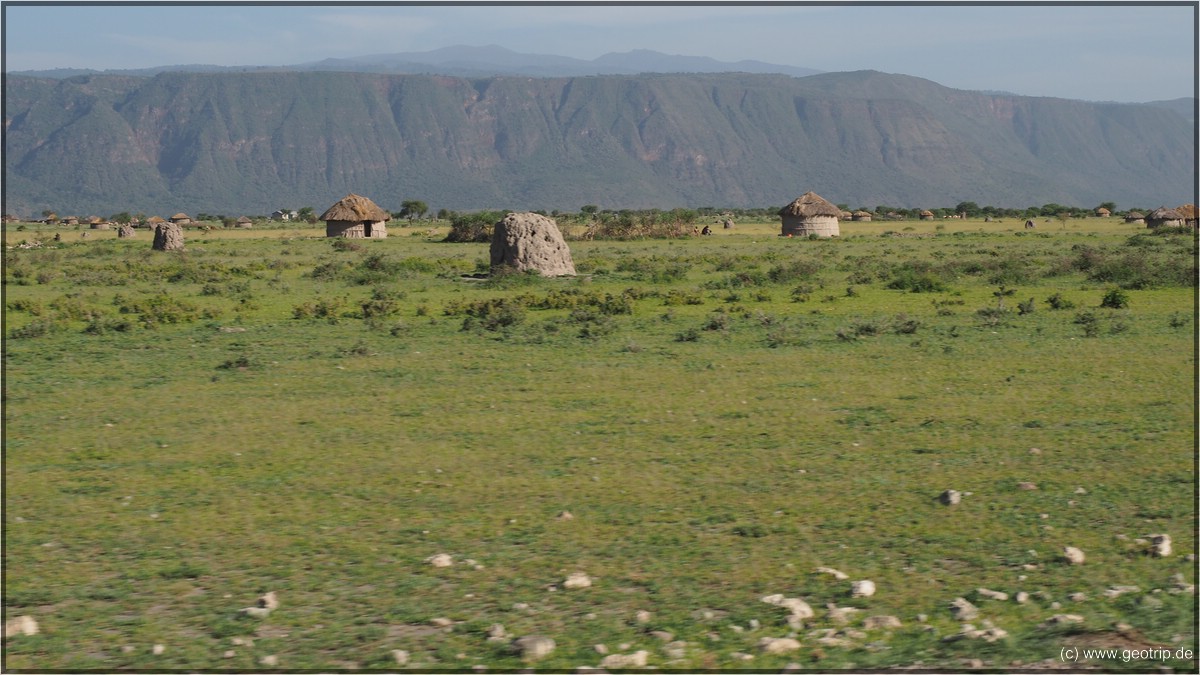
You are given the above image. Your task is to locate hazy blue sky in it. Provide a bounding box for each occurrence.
[4,2,1196,102]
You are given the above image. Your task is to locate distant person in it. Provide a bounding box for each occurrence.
[1025,219,1035,229]
[701,225,712,235]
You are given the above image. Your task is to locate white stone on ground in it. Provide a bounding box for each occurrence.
[851,580,876,597]
[427,553,453,567]
[1063,547,1085,565]
[564,572,592,589]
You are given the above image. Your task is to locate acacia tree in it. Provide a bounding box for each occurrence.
[399,200,428,224]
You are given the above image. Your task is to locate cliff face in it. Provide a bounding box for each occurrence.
[3,70,1194,215]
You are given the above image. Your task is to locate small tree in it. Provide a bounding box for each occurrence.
[399,200,428,224]
[297,207,316,223]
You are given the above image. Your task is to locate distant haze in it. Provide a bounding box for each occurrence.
[3,3,1196,103]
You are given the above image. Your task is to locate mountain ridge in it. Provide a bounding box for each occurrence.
[3,69,1194,217]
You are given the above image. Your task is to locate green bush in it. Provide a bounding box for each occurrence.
[1100,288,1130,309]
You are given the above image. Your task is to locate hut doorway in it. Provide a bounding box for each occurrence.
[363,222,374,238]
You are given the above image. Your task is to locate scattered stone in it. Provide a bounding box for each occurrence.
[977,588,1009,601]
[600,650,648,668]
[1063,547,1085,565]
[1029,448,1042,455]
[1015,592,1030,604]
[486,624,507,643]
[748,619,760,630]
[223,650,236,658]
[427,553,453,568]
[939,489,962,505]
[1050,602,1062,610]
[917,614,929,623]
[430,617,453,628]
[240,606,272,619]
[1074,487,1086,494]
[815,566,849,580]
[758,637,801,654]
[863,615,902,630]
[943,622,1007,643]
[664,640,687,659]
[490,212,576,277]
[556,511,574,521]
[1040,614,1085,627]
[564,572,592,589]
[851,580,876,598]
[1149,534,1172,557]
[635,610,652,624]
[392,650,409,666]
[730,652,754,662]
[258,591,279,610]
[1017,482,1038,490]
[512,635,556,661]
[949,598,979,621]
[593,644,608,655]
[1104,586,1140,599]
[1068,592,1087,602]
[1168,574,1194,595]
[650,630,674,642]
[152,644,166,655]
[826,604,860,626]
[4,616,38,638]
[259,654,278,666]
[231,637,253,647]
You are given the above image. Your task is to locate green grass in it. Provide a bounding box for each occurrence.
[2,218,1195,671]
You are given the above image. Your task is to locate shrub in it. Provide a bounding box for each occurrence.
[292,296,346,323]
[1100,288,1129,309]
[459,298,526,332]
[886,265,948,293]
[1045,293,1076,310]
[444,211,503,243]
[116,294,201,328]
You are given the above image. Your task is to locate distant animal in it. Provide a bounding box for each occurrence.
[701,225,712,236]
[1025,220,1035,229]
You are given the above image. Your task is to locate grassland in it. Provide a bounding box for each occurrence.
[3,216,1195,671]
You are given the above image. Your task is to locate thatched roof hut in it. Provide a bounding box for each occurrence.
[169,213,192,225]
[1095,207,1111,217]
[779,192,841,238]
[62,216,79,225]
[1145,206,1183,228]
[87,216,110,230]
[235,216,253,229]
[852,210,873,222]
[919,210,935,220]
[1177,203,1197,226]
[321,193,390,239]
[145,216,166,229]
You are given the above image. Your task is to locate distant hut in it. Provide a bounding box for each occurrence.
[145,216,166,230]
[779,192,841,238]
[62,216,79,226]
[852,210,873,222]
[919,210,935,221]
[321,193,390,239]
[169,212,192,226]
[87,216,109,230]
[839,210,853,220]
[1145,206,1183,228]
[1095,207,1111,218]
[1177,204,1197,227]
[1123,211,1145,225]
[235,216,253,229]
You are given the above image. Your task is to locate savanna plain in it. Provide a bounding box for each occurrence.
[2,216,1195,671]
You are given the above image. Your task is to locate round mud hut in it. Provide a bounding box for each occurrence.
[235,216,253,229]
[1124,211,1145,225]
[169,213,192,226]
[1145,207,1183,228]
[852,210,873,222]
[779,192,841,238]
[919,210,935,221]
[321,194,390,239]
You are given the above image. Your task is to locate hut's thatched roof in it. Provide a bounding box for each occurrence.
[171,213,191,220]
[1147,206,1182,220]
[320,194,390,222]
[147,216,166,224]
[87,215,102,224]
[778,192,840,218]
[853,210,872,217]
[1176,204,1196,219]
[920,210,934,216]
[237,216,252,224]
[1096,207,1111,215]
